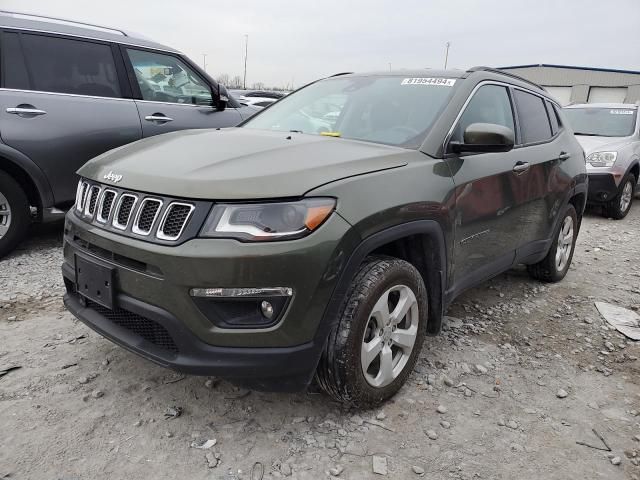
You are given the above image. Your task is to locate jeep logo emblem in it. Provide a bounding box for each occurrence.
[103,171,123,183]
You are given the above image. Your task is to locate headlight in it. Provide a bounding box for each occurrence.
[200,198,336,241]
[587,151,617,167]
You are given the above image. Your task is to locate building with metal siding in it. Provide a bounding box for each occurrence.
[499,64,640,106]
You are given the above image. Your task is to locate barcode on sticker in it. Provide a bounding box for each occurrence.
[610,109,634,115]
[401,78,456,87]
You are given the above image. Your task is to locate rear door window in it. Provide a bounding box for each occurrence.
[451,84,515,143]
[17,33,121,98]
[2,32,30,89]
[514,90,552,144]
[545,100,559,135]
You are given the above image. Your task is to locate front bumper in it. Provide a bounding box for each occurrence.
[587,173,619,204]
[62,209,357,389]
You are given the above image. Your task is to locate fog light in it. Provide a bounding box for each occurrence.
[261,301,274,319]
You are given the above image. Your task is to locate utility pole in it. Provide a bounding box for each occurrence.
[202,53,207,72]
[388,62,392,72]
[243,34,249,90]
[444,41,451,69]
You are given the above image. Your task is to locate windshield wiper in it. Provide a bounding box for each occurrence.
[289,129,304,134]
[573,132,600,136]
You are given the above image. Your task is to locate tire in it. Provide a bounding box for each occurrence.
[604,173,635,220]
[0,171,30,258]
[315,256,428,408]
[527,203,578,283]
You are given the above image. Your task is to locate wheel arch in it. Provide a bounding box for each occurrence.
[0,144,53,220]
[322,221,447,338]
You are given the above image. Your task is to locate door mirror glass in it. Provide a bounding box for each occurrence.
[450,123,515,153]
[127,49,214,106]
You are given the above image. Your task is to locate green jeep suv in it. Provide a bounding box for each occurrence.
[62,67,587,407]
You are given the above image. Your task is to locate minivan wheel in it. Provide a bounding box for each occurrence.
[527,203,578,283]
[604,173,635,220]
[315,257,427,407]
[0,171,30,258]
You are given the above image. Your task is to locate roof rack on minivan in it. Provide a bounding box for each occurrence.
[467,66,545,92]
[0,10,128,37]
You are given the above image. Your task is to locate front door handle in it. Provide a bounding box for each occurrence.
[7,105,47,117]
[513,161,530,173]
[558,151,571,161]
[144,114,174,123]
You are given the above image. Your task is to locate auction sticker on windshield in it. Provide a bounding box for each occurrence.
[610,109,635,115]
[401,78,456,86]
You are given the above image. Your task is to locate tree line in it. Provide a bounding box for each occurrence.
[215,73,292,92]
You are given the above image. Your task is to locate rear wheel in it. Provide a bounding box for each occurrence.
[604,173,635,220]
[0,171,30,258]
[315,257,427,407]
[527,203,577,283]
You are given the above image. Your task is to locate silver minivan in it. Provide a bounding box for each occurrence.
[0,11,256,257]
[564,103,639,219]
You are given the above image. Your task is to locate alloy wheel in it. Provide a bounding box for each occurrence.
[555,215,574,272]
[361,284,419,388]
[620,180,633,213]
[0,191,11,239]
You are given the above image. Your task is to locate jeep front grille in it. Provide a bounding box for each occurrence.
[74,180,200,243]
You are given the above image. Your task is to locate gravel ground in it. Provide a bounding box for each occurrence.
[1,206,640,480]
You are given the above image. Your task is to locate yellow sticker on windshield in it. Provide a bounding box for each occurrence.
[401,78,456,86]
[320,131,342,137]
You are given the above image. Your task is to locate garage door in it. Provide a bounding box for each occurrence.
[588,87,628,103]
[544,86,572,106]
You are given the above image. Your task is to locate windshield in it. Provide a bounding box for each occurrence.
[243,75,458,148]
[563,107,637,137]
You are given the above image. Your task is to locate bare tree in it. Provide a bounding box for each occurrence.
[216,73,230,86]
[230,75,243,89]
[251,82,265,90]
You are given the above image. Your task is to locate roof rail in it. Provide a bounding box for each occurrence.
[330,72,354,77]
[0,10,127,36]
[467,66,545,92]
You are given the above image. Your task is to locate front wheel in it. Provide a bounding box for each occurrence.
[527,203,578,283]
[604,173,635,220]
[315,257,427,407]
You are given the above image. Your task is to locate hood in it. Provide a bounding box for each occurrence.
[79,128,409,199]
[575,135,634,156]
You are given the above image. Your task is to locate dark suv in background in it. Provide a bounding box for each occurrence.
[62,67,587,407]
[0,11,255,257]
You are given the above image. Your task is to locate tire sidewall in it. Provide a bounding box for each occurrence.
[0,172,30,258]
[618,175,635,217]
[340,260,427,405]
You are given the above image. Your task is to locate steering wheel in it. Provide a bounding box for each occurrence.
[389,125,421,137]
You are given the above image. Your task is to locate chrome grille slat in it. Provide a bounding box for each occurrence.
[84,185,101,217]
[157,203,195,241]
[76,181,90,211]
[97,190,117,223]
[132,198,163,236]
[112,193,138,230]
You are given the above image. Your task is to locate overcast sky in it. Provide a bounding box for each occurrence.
[4,0,639,88]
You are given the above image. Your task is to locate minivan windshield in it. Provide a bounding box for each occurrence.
[243,75,458,148]
[563,107,637,137]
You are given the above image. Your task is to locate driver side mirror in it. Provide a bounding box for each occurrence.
[216,94,228,112]
[449,123,515,154]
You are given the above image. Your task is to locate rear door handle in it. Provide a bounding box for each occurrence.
[513,161,530,173]
[558,151,571,161]
[7,106,47,116]
[144,114,174,123]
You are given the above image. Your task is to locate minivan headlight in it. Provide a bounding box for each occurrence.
[200,198,336,241]
[587,151,617,167]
